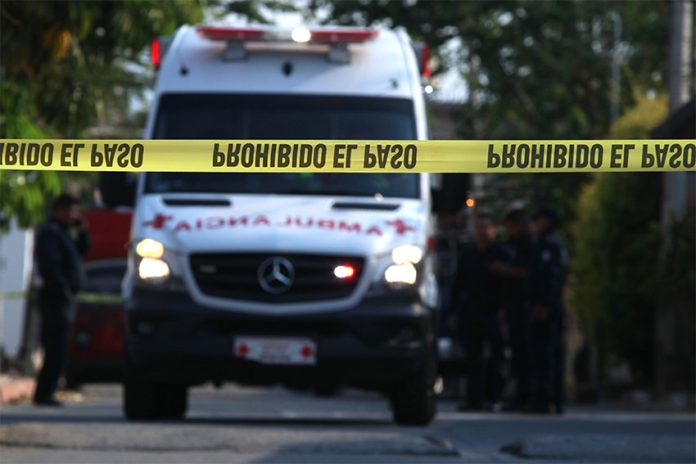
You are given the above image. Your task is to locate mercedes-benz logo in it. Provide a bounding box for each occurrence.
[257,257,295,294]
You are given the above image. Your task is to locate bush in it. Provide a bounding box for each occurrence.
[569,93,668,387]
[571,172,662,385]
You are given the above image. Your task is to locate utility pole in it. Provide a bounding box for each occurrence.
[668,0,694,113]
[656,0,694,400]
[663,0,693,224]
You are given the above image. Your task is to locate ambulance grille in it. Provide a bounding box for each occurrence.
[190,253,364,303]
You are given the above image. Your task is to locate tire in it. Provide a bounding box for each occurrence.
[313,384,340,398]
[390,357,437,426]
[123,354,187,421]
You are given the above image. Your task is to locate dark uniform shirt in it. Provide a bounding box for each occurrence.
[531,230,568,310]
[455,241,510,314]
[505,235,536,303]
[35,219,89,306]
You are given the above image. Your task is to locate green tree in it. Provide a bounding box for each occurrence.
[1,0,205,136]
[313,0,671,226]
[0,79,61,230]
[312,0,670,139]
[0,0,204,229]
[569,93,668,387]
[212,0,300,24]
[571,172,662,385]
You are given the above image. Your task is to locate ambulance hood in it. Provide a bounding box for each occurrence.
[134,194,428,257]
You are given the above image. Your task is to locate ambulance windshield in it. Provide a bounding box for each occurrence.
[146,94,420,199]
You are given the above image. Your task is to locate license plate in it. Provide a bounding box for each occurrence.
[234,336,317,365]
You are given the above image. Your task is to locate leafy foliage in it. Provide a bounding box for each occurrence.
[213,0,300,24]
[0,79,61,231]
[0,0,204,230]
[569,94,668,385]
[1,0,205,136]
[571,172,662,384]
[312,0,670,139]
[313,0,671,241]
[610,93,669,139]
[0,170,62,231]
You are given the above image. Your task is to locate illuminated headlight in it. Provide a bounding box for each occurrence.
[391,245,423,265]
[138,258,170,281]
[384,262,417,285]
[135,238,164,258]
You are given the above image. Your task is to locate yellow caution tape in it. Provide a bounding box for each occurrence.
[75,293,124,304]
[0,290,123,304]
[0,291,26,301]
[0,139,694,172]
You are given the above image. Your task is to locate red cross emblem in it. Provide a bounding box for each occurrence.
[143,213,173,230]
[386,219,415,235]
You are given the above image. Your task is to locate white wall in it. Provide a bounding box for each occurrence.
[0,222,34,359]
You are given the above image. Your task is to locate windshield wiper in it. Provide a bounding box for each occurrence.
[275,189,376,197]
[332,201,400,211]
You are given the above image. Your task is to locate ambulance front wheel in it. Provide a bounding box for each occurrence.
[123,353,188,421]
[390,357,437,426]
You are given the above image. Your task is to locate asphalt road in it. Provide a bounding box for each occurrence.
[0,384,694,464]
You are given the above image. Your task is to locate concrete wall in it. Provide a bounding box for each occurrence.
[0,223,34,359]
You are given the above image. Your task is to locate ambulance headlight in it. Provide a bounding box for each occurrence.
[135,238,164,259]
[368,245,424,295]
[386,245,422,286]
[384,262,418,285]
[391,245,423,265]
[138,258,170,281]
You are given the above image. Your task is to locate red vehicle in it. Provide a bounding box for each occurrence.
[65,209,131,387]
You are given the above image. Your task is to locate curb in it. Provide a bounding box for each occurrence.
[0,378,35,405]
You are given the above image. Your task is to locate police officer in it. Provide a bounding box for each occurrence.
[528,207,568,414]
[494,208,535,410]
[33,194,90,406]
[454,212,509,411]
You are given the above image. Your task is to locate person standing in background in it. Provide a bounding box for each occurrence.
[528,207,568,414]
[453,212,510,411]
[493,209,536,410]
[33,194,90,406]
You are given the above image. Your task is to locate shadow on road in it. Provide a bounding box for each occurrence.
[0,413,124,425]
[0,411,396,428]
[184,417,394,426]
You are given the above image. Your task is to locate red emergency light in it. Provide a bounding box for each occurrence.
[196,25,379,44]
[196,26,266,42]
[420,43,431,79]
[151,38,161,70]
[333,264,356,280]
[309,29,379,44]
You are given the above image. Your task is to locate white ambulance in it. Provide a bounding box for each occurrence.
[123,24,439,425]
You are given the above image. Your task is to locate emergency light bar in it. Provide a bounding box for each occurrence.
[196,26,266,42]
[196,25,379,63]
[196,25,379,44]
